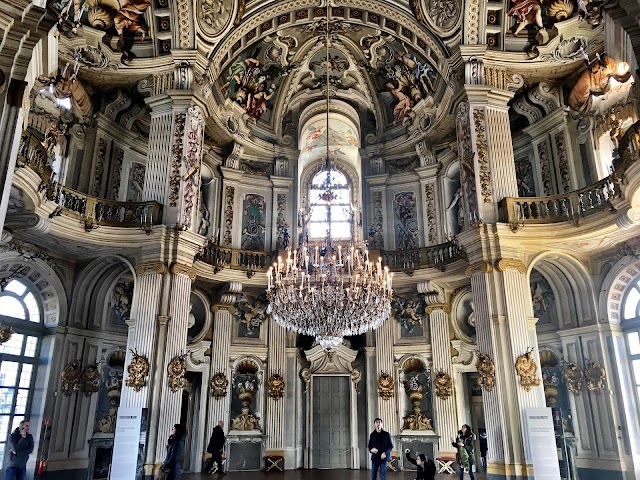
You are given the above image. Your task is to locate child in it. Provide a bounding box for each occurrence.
[405,448,436,480]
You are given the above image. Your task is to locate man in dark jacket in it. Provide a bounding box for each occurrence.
[405,449,436,480]
[204,420,226,474]
[367,418,393,480]
[6,420,34,480]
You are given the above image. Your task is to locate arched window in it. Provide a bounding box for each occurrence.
[622,278,640,401]
[0,279,44,467]
[308,169,352,240]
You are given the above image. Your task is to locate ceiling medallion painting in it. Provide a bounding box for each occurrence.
[411,0,463,36]
[197,0,235,38]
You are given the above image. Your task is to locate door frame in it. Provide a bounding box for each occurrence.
[306,374,359,469]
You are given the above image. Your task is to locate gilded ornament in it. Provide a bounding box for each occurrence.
[210,372,229,398]
[476,352,496,391]
[515,348,541,392]
[81,363,101,396]
[169,263,197,281]
[496,259,527,274]
[402,375,433,431]
[136,262,167,276]
[0,323,14,343]
[563,362,584,395]
[267,373,285,399]
[60,361,82,396]
[169,113,186,207]
[473,109,492,203]
[434,370,453,399]
[167,353,188,393]
[465,261,493,278]
[231,378,261,431]
[125,351,150,392]
[585,360,606,394]
[377,372,395,400]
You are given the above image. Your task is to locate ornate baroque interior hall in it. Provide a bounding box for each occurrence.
[2,1,640,480]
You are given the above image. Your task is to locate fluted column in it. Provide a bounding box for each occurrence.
[121,262,166,408]
[426,303,458,455]
[144,96,174,204]
[375,319,398,436]
[265,318,287,449]
[153,264,195,462]
[467,256,546,480]
[206,283,241,443]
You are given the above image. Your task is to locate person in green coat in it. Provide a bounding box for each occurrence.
[451,424,475,480]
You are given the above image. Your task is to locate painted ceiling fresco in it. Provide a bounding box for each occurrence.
[299,118,359,165]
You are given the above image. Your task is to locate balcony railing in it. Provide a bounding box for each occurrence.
[617,119,640,171]
[499,175,621,230]
[197,244,277,276]
[381,240,466,273]
[16,131,162,230]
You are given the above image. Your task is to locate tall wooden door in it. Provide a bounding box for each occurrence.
[312,376,351,469]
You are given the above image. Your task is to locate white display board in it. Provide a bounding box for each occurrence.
[525,408,561,480]
[111,408,145,480]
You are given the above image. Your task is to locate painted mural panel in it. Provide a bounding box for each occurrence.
[241,194,266,251]
[304,48,351,90]
[299,118,359,165]
[515,157,536,197]
[393,192,419,250]
[530,270,557,326]
[391,297,426,338]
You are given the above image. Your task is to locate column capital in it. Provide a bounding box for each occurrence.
[463,84,514,108]
[465,260,493,278]
[496,258,527,274]
[426,303,451,314]
[211,304,236,314]
[136,261,167,276]
[169,262,196,280]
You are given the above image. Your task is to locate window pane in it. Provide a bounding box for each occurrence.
[23,337,37,358]
[309,223,328,239]
[14,390,27,415]
[23,293,40,322]
[18,365,32,389]
[310,207,327,223]
[0,362,20,387]
[0,296,25,320]
[4,281,26,296]
[625,288,640,319]
[0,335,24,356]
[332,222,351,238]
[329,171,347,185]
[330,189,349,204]
[0,416,9,439]
[628,332,640,356]
[633,359,640,386]
[330,206,349,222]
[0,389,15,414]
[0,442,5,466]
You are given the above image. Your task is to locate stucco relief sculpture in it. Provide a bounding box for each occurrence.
[125,350,149,392]
[434,370,453,399]
[268,373,285,399]
[567,55,631,114]
[210,372,229,398]
[515,348,541,392]
[476,352,496,391]
[167,353,188,393]
[378,372,396,400]
[563,362,584,395]
[585,360,606,394]
[232,379,261,431]
[61,361,82,396]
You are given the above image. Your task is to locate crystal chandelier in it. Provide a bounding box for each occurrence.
[266,3,393,349]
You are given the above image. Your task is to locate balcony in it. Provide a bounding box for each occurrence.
[16,131,162,232]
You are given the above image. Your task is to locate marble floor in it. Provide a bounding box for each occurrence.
[182,469,487,479]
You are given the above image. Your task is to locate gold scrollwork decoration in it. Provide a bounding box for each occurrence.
[465,261,493,278]
[496,258,527,274]
[434,370,453,399]
[377,372,395,400]
[167,353,188,393]
[267,373,285,399]
[564,362,584,395]
[515,348,541,392]
[0,323,14,343]
[61,360,82,396]
[81,363,100,396]
[210,372,229,398]
[476,352,496,391]
[169,263,197,281]
[125,350,150,392]
[585,359,606,394]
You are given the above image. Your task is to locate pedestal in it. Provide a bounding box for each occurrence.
[226,430,264,471]
[87,434,114,480]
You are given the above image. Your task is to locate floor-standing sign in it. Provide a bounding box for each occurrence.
[111,408,148,480]
[525,408,561,480]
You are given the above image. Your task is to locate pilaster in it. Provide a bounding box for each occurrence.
[265,318,287,449]
[425,297,457,456]
[374,318,398,436]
